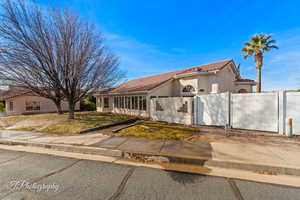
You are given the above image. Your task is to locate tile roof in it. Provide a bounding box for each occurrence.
[179,59,233,74]
[111,69,185,93]
[235,78,255,82]
[96,87,116,95]
[101,59,233,94]
[0,86,31,101]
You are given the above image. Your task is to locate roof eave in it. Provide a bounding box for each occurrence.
[95,90,149,96]
[0,91,32,101]
[173,70,218,79]
[235,81,256,85]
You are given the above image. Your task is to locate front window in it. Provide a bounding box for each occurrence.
[25,101,40,111]
[138,96,147,111]
[142,96,147,111]
[124,97,128,109]
[133,96,138,110]
[182,85,195,92]
[9,102,13,111]
[114,97,119,108]
[120,97,124,108]
[211,83,219,93]
[139,96,143,110]
[116,96,146,111]
[117,97,120,108]
[131,96,135,109]
[104,97,109,108]
[126,97,131,109]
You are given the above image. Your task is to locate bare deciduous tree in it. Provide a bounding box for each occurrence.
[0,0,65,114]
[0,0,123,119]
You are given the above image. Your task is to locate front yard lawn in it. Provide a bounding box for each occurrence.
[0,112,133,134]
[116,120,196,140]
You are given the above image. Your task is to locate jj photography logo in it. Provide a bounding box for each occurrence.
[7,178,60,193]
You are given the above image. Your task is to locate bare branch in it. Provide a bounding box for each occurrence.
[0,0,123,118]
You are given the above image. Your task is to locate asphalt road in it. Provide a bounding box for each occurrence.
[0,150,299,200]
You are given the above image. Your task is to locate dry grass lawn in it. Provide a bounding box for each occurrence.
[0,112,133,134]
[116,120,196,140]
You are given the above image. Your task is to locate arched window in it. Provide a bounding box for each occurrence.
[182,85,195,93]
[238,89,248,93]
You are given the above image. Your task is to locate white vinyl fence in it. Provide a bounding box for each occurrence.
[231,93,278,132]
[150,91,300,135]
[286,92,300,135]
[195,93,229,126]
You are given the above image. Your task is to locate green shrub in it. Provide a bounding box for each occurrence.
[0,102,5,112]
[80,100,96,111]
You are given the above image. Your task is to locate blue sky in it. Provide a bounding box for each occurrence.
[36,0,300,90]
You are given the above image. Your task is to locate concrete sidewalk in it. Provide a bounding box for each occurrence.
[1,130,300,176]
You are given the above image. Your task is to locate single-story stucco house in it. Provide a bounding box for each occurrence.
[94,59,256,118]
[0,85,80,115]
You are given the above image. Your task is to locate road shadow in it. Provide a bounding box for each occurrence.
[166,170,207,185]
[163,140,213,184]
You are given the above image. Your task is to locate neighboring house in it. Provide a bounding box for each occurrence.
[94,59,256,117]
[0,85,80,115]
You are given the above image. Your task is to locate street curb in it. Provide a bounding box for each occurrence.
[0,139,209,165]
[0,140,122,157]
[205,160,300,176]
[1,139,300,177]
[121,151,209,165]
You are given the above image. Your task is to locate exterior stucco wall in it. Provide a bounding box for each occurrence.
[174,75,214,96]
[150,97,194,125]
[198,75,214,94]
[215,64,236,93]
[176,64,253,94]
[5,95,80,115]
[215,64,253,93]
[172,64,251,96]
[174,72,229,96]
[149,81,173,97]
[171,80,181,96]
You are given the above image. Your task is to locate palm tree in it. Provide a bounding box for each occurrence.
[242,34,278,92]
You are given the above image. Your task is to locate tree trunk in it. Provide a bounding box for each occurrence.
[256,68,262,93]
[255,52,263,93]
[54,101,63,114]
[255,54,263,69]
[68,102,75,120]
